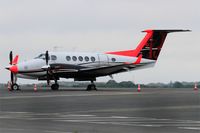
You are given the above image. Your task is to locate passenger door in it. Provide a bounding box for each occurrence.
[98,54,109,66]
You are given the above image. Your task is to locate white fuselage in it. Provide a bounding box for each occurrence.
[16,52,155,80]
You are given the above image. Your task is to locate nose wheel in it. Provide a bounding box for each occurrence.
[11,83,20,91]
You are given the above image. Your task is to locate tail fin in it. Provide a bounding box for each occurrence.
[139,30,190,60]
[106,29,190,60]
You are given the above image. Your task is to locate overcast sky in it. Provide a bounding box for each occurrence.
[0,0,199,84]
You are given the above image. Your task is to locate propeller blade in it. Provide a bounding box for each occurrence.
[45,50,50,85]
[45,51,49,65]
[11,72,14,85]
[9,51,14,86]
[47,73,50,85]
[9,51,13,65]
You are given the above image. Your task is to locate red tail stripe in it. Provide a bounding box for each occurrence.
[105,30,153,57]
[133,30,153,57]
[133,54,142,64]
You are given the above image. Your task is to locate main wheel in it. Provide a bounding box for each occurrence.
[86,84,91,91]
[86,84,97,91]
[11,83,20,91]
[51,83,59,90]
[91,84,97,90]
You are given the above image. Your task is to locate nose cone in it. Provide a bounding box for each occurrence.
[5,65,18,73]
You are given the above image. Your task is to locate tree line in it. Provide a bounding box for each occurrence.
[1,80,197,88]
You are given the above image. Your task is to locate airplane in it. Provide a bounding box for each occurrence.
[6,29,190,91]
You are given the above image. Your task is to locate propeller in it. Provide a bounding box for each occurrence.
[45,51,50,85]
[9,51,14,85]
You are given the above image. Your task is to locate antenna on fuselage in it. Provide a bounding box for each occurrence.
[53,46,63,52]
[72,47,77,52]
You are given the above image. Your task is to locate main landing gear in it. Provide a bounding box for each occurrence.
[51,80,59,90]
[86,80,97,91]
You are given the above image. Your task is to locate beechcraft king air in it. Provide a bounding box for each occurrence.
[6,29,190,91]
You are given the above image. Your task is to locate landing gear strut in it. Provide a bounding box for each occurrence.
[11,75,20,91]
[51,80,59,90]
[86,81,97,91]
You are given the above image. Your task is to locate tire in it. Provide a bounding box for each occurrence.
[86,84,97,91]
[51,84,59,90]
[91,84,96,90]
[11,83,20,90]
[86,85,91,91]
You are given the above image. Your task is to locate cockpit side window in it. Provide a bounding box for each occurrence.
[51,55,57,61]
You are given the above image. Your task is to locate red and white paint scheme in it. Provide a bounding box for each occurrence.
[6,29,190,91]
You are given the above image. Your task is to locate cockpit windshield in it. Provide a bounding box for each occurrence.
[34,54,46,60]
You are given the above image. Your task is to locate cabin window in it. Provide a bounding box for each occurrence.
[72,56,77,61]
[111,58,116,62]
[85,56,89,62]
[91,56,95,62]
[51,55,57,61]
[78,56,83,61]
[66,56,71,61]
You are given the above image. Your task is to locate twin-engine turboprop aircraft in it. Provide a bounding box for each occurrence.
[6,29,190,91]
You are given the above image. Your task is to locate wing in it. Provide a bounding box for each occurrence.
[47,62,155,79]
[79,62,154,76]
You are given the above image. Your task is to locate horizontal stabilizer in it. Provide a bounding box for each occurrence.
[143,29,191,33]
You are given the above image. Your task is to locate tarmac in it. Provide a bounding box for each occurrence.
[0,86,200,133]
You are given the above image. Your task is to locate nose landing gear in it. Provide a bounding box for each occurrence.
[10,74,20,91]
